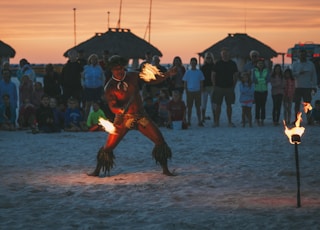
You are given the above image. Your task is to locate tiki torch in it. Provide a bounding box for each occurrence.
[283,112,305,208]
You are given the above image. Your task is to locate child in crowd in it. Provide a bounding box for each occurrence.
[252,58,270,126]
[50,97,65,130]
[283,68,295,125]
[239,72,254,127]
[309,100,320,125]
[143,95,159,124]
[157,88,170,127]
[64,97,87,132]
[32,82,44,108]
[87,100,107,131]
[18,98,36,130]
[35,94,60,133]
[167,90,187,129]
[0,94,16,130]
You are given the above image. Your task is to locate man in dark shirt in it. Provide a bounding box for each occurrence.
[61,49,84,105]
[212,47,239,127]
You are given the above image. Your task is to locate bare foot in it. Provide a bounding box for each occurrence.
[162,168,175,176]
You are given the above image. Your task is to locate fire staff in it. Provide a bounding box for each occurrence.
[88,55,176,176]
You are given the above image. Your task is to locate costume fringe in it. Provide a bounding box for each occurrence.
[152,143,172,166]
[97,147,115,175]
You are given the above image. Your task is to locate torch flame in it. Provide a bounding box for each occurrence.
[283,112,305,144]
[98,117,117,134]
[302,102,312,114]
[139,63,164,82]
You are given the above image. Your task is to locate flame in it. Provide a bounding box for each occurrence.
[302,102,312,114]
[283,112,305,144]
[98,117,117,134]
[139,63,164,82]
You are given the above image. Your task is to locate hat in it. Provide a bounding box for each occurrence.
[108,55,128,68]
[249,50,259,58]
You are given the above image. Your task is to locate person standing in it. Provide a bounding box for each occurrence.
[243,50,260,73]
[60,49,84,105]
[283,68,295,124]
[292,49,318,116]
[43,64,61,100]
[169,56,186,95]
[212,48,239,127]
[252,58,270,126]
[82,54,105,120]
[17,58,36,82]
[183,57,204,127]
[239,72,254,127]
[270,64,285,126]
[200,52,216,123]
[88,55,176,177]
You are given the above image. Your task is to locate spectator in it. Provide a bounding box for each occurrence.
[239,72,254,127]
[283,68,295,125]
[252,58,270,126]
[64,97,87,132]
[77,49,87,68]
[212,48,239,127]
[17,58,36,82]
[87,100,107,131]
[18,98,36,130]
[0,94,16,130]
[82,54,105,120]
[200,52,216,123]
[60,49,84,105]
[169,56,186,95]
[243,50,260,73]
[19,75,33,106]
[35,94,60,133]
[167,90,187,130]
[0,69,17,111]
[31,82,44,109]
[270,64,285,126]
[43,64,61,100]
[292,49,318,116]
[50,97,65,130]
[183,57,204,127]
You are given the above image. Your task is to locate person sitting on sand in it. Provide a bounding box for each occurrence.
[35,94,60,133]
[86,100,107,131]
[64,97,87,132]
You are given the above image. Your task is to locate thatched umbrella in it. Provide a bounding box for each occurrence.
[0,40,16,58]
[199,33,278,60]
[63,28,162,60]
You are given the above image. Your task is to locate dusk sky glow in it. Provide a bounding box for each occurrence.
[1,0,320,64]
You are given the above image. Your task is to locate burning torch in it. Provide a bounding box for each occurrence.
[283,112,305,208]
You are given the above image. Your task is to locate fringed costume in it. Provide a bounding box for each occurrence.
[88,55,174,177]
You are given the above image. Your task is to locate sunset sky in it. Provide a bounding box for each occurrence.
[1,0,320,65]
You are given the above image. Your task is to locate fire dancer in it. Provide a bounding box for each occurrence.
[88,55,176,177]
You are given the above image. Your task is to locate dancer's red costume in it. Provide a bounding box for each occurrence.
[88,55,175,176]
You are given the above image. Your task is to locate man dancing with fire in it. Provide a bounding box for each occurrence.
[88,55,176,177]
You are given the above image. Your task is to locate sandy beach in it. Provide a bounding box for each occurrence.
[1,84,320,229]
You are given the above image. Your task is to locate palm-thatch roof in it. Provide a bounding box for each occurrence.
[63,28,162,60]
[0,40,16,58]
[199,33,278,60]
